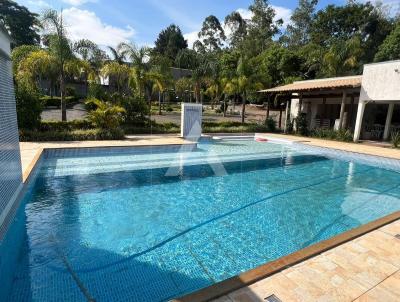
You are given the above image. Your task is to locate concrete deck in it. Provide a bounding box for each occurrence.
[19,134,400,301]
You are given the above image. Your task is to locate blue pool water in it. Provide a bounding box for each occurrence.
[2,139,400,301]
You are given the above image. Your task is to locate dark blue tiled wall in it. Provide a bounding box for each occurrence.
[0,54,22,230]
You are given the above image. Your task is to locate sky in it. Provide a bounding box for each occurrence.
[18,0,400,49]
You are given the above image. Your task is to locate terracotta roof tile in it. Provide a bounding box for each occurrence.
[259,75,362,93]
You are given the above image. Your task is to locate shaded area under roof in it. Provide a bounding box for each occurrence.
[259,75,362,93]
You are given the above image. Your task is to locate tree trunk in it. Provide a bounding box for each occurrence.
[50,79,54,99]
[195,82,200,103]
[158,91,162,115]
[60,72,67,122]
[241,91,246,124]
[223,99,226,117]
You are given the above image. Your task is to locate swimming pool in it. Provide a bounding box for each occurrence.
[2,138,400,301]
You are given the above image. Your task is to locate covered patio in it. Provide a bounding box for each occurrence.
[260,60,400,142]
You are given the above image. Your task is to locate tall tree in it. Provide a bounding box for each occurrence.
[246,0,282,54]
[284,0,318,47]
[374,22,400,62]
[0,0,40,47]
[154,24,187,61]
[322,36,363,77]
[310,2,393,63]
[198,15,226,52]
[224,12,248,49]
[175,48,198,69]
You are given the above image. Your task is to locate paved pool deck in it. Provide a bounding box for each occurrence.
[19,133,400,302]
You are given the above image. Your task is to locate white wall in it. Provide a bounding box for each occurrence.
[360,61,400,102]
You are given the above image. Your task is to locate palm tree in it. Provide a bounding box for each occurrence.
[148,55,173,115]
[107,43,127,64]
[118,43,152,98]
[221,77,239,117]
[41,9,74,121]
[101,61,131,95]
[86,98,126,130]
[176,49,211,103]
[323,37,363,77]
[74,39,108,84]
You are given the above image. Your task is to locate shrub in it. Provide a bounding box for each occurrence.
[166,106,173,112]
[310,128,353,142]
[65,86,77,98]
[295,113,308,136]
[335,129,353,142]
[86,98,126,129]
[202,121,269,133]
[391,131,400,148]
[124,121,180,134]
[38,120,93,132]
[119,95,148,125]
[15,84,43,129]
[88,83,107,100]
[19,128,125,142]
[286,119,294,134]
[264,117,276,132]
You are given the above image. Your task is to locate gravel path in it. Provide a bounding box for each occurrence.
[41,103,87,121]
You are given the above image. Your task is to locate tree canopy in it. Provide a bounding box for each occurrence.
[0,0,40,47]
[6,0,400,125]
[374,22,400,62]
[154,24,188,61]
[198,15,226,52]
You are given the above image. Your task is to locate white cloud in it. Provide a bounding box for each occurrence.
[272,5,292,25]
[183,31,199,48]
[62,7,134,47]
[236,5,292,26]
[62,0,97,6]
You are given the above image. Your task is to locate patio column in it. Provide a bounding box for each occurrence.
[353,100,366,142]
[298,94,303,116]
[338,91,347,129]
[383,103,394,140]
[284,99,290,133]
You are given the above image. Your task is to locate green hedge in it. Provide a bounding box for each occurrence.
[202,121,270,133]
[39,120,93,132]
[124,122,179,134]
[20,128,125,142]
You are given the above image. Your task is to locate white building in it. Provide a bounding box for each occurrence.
[260,60,400,142]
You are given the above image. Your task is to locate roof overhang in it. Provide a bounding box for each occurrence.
[259,75,362,94]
